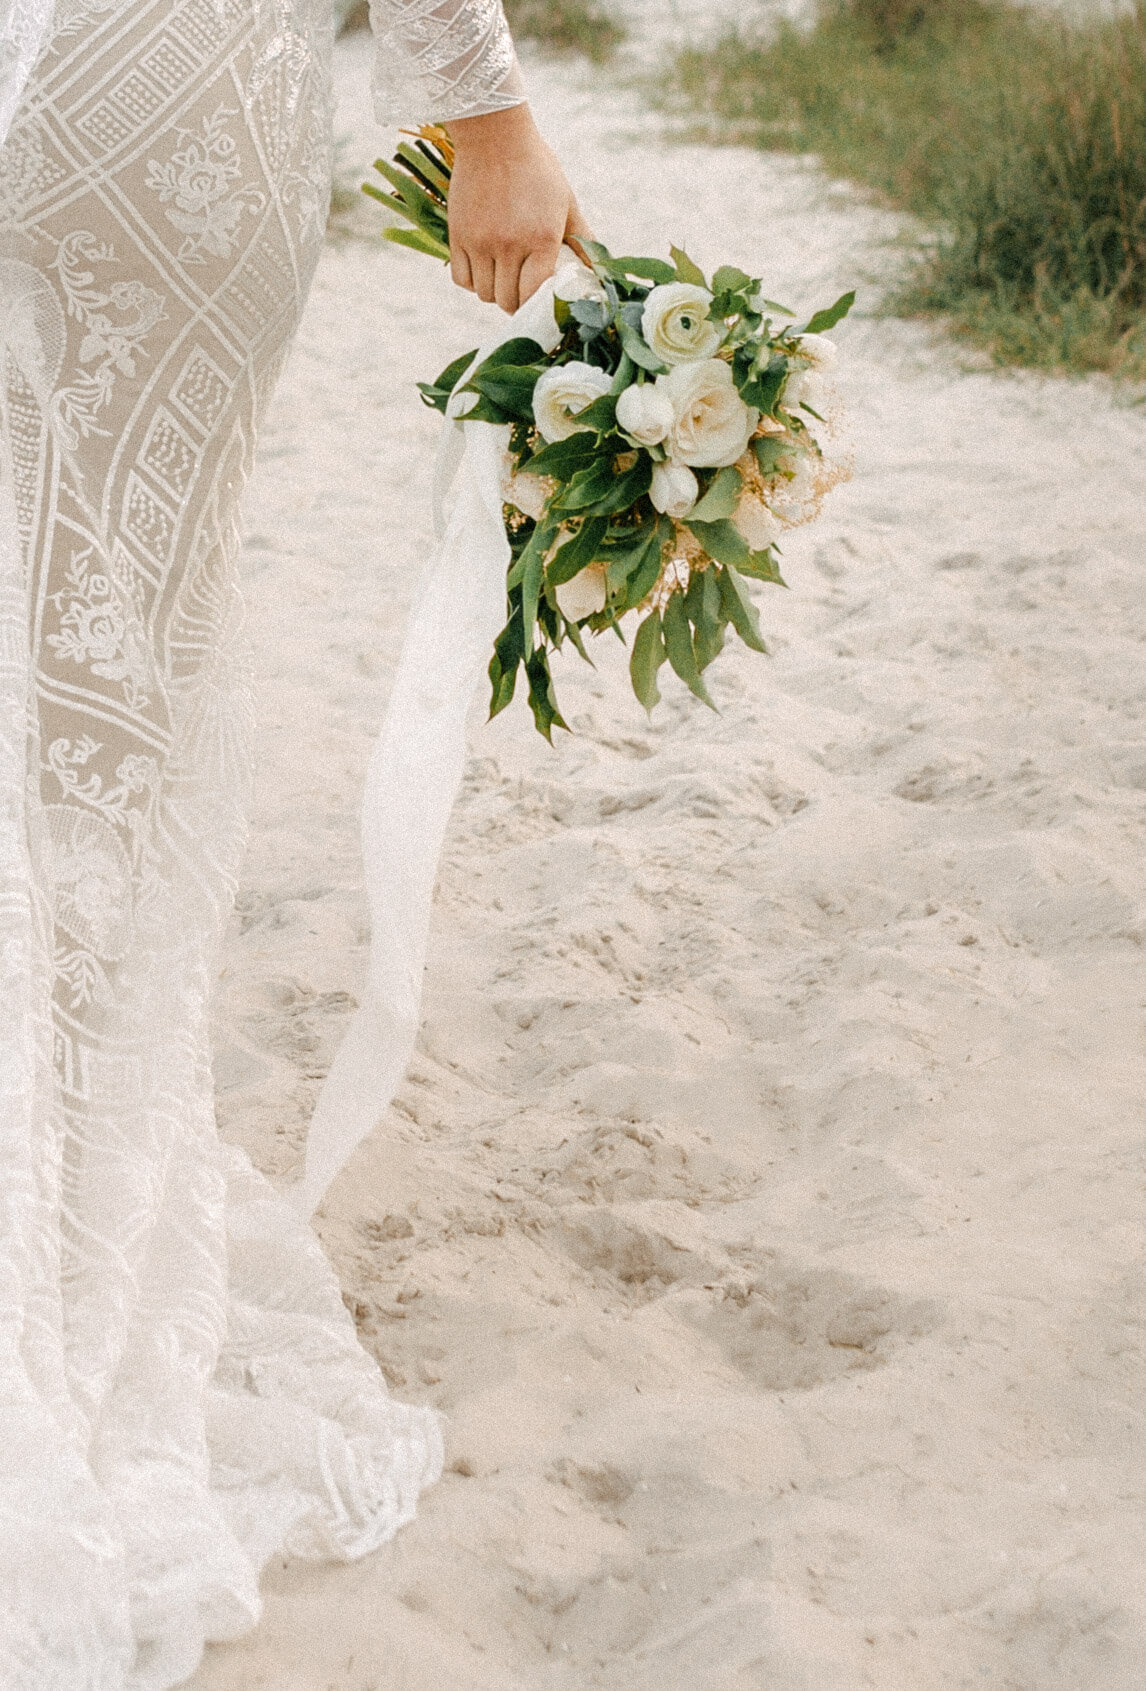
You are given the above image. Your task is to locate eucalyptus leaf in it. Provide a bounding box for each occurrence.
[618,319,667,374]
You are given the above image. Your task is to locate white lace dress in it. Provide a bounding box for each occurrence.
[0,3,522,1686]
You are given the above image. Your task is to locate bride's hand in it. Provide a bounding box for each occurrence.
[445,105,592,314]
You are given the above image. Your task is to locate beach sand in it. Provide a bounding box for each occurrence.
[192,17,1146,1689]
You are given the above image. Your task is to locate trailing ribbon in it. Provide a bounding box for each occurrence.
[292,266,569,1216]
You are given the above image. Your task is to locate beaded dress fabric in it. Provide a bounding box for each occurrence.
[0,2,521,1685]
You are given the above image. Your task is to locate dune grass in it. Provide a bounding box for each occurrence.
[503,0,624,61]
[672,0,1146,379]
[337,0,624,61]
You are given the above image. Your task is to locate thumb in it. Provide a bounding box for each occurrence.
[563,197,594,265]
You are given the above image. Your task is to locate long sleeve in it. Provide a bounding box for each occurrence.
[368,0,525,126]
[0,0,56,147]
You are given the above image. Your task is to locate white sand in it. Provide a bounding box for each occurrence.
[193,18,1146,1690]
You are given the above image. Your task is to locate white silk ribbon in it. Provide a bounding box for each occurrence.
[293,266,569,1216]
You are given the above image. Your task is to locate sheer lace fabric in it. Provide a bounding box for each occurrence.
[370,0,523,124]
[0,0,530,1682]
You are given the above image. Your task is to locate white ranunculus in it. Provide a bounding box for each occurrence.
[734,493,781,551]
[650,461,699,518]
[784,367,827,414]
[664,359,758,469]
[552,260,608,305]
[641,282,722,366]
[794,332,838,369]
[555,563,608,622]
[615,382,674,446]
[532,361,613,443]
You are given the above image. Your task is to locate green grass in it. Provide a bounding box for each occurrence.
[671,0,1146,379]
[338,0,624,62]
[503,0,625,61]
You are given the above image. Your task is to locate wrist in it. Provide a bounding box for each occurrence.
[446,102,540,160]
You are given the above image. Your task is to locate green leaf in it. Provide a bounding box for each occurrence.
[526,432,599,480]
[801,290,856,335]
[753,435,793,476]
[686,517,751,571]
[689,465,742,523]
[569,392,619,434]
[719,564,768,652]
[618,318,667,374]
[604,520,658,595]
[369,158,441,226]
[687,568,727,671]
[521,543,545,657]
[712,265,753,295]
[629,612,667,712]
[467,362,543,419]
[394,141,450,198]
[595,454,652,515]
[755,297,796,317]
[380,225,451,263]
[738,548,786,586]
[488,610,524,719]
[737,353,788,414]
[662,590,716,709]
[416,345,479,411]
[525,648,568,742]
[478,337,548,369]
[555,457,618,512]
[613,256,676,285]
[548,516,608,586]
[609,352,635,395]
[670,245,707,288]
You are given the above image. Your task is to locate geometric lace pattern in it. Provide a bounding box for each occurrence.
[0,0,527,1680]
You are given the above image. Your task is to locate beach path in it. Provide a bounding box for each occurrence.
[195,21,1146,1691]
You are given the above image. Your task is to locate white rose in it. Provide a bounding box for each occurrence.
[641,282,722,366]
[664,359,758,469]
[532,361,613,443]
[794,332,838,369]
[615,382,674,446]
[553,260,608,305]
[734,493,781,551]
[650,461,699,518]
[555,563,608,622]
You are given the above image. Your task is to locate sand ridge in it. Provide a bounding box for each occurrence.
[195,19,1146,1690]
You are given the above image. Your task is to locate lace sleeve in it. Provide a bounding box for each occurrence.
[369,0,525,126]
[0,0,56,147]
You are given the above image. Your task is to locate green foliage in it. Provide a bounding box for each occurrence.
[671,1,1146,379]
[502,0,625,62]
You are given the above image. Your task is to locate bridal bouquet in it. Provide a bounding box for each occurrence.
[366,131,854,738]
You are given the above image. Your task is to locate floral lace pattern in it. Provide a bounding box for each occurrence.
[0,0,542,1681]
